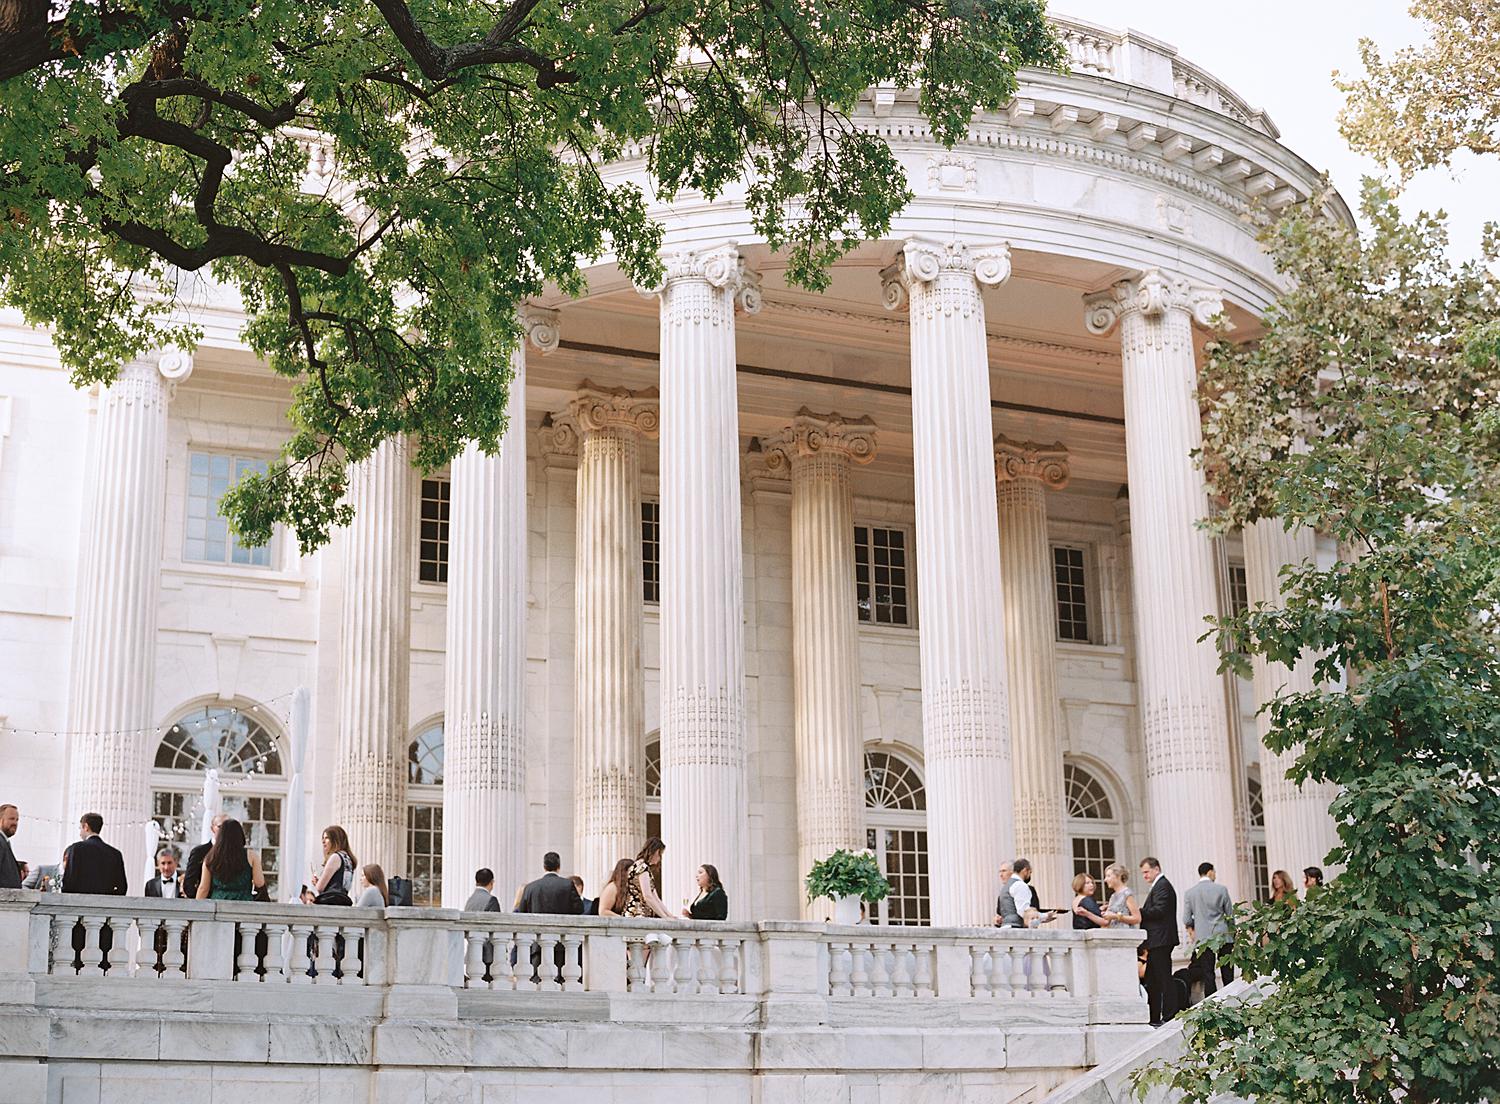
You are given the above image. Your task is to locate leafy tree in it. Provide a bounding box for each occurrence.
[1135,183,1500,1104]
[0,0,1064,549]
[1337,0,1499,178]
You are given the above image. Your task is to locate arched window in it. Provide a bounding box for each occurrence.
[645,736,661,841]
[864,748,929,925]
[1247,774,1269,902]
[151,703,286,898]
[1064,761,1122,886]
[407,721,444,906]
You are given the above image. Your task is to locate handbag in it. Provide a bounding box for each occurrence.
[313,889,352,906]
[387,875,413,907]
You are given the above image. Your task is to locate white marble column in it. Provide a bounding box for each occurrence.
[567,382,659,893]
[440,308,558,906]
[766,410,878,913]
[66,350,193,885]
[650,245,759,918]
[994,436,1072,909]
[1242,518,1341,878]
[333,437,412,872]
[882,238,1015,927]
[1084,270,1241,900]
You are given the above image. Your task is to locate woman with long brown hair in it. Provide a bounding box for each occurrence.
[1270,869,1299,909]
[355,863,388,908]
[596,858,633,917]
[310,824,356,905]
[195,818,265,900]
[623,837,675,919]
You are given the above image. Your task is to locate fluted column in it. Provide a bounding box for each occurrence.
[1084,270,1240,900]
[333,437,412,871]
[66,350,193,885]
[882,238,1015,927]
[1243,518,1341,878]
[994,437,1072,909]
[649,245,759,918]
[440,309,558,905]
[566,382,659,893]
[766,410,878,913]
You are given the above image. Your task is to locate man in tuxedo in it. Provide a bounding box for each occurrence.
[1182,861,1233,995]
[181,812,228,899]
[61,813,128,895]
[0,804,26,890]
[145,849,183,898]
[463,868,502,912]
[1138,856,1179,1026]
[516,852,584,981]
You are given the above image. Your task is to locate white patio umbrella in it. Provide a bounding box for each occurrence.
[282,687,311,902]
[199,768,222,846]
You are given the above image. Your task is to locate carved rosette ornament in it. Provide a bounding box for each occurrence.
[1080,270,1243,899]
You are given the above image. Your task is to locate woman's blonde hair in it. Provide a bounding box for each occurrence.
[1104,862,1129,885]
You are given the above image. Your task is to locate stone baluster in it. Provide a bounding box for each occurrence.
[994,436,1072,908]
[647,245,760,916]
[765,410,878,914]
[332,436,413,872]
[882,238,1016,925]
[1084,270,1241,899]
[441,307,559,907]
[1242,518,1341,877]
[565,382,659,894]
[66,350,193,884]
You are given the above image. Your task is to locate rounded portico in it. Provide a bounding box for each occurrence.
[3,14,1346,929]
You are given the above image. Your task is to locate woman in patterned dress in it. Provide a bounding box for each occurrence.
[623,837,676,919]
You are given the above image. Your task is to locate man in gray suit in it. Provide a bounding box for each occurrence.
[1182,861,1234,995]
[463,868,503,913]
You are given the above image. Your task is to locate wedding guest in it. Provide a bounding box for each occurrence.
[195,818,265,900]
[0,804,25,889]
[463,868,502,912]
[310,825,356,905]
[1138,857,1180,1027]
[570,874,596,916]
[1302,866,1325,898]
[355,864,389,908]
[1270,869,1298,908]
[1071,872,1108,929]
[182,812,228,898]
[682,864,728,920]
[61,813,128,896]
[145,849,183,898]
[1101,863,1140,928]
[597,859,632,917]
[623,838,675,919]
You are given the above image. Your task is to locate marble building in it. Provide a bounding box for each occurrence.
[0,13,1344,935]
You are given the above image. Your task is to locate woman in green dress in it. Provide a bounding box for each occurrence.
[194,817,265,900]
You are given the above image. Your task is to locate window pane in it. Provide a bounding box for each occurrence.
[641,501,661,603]
[418,478,451,584]
[854,526,909,625]
[1052,545,1090,642]
[185,451,272,568]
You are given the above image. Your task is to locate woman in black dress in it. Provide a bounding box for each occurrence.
[682,863,728,920]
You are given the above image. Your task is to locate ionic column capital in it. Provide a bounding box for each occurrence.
[568,380,660,439]
[880,237,1011,311]
[538,412,581,460]
[639,244,763,315]
[994,436,1070,491]
[764,408,878,473]
[520,304,561,353]
[1082,269,1227,335]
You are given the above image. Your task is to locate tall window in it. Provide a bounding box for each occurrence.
[641,501,661,603]
[406,722,444,906]
[644,736,661,841]
[151,704,285,898]
[185,451,272,566]
[1052,544,1090,642]
[1227,562,1249,617]
[864,748,928,925]
[419,478,450,584]
[854,525,910,626]
[1247,774,1270,903]
[1064,761,1121,886]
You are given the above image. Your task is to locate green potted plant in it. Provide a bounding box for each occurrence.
[805,849,891,925]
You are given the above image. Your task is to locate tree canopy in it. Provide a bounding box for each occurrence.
[0,0,1063,548]
[1135,182,1500,1103]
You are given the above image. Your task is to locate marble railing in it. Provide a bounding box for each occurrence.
[1,891,1143,1013]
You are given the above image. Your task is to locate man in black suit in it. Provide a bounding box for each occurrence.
[0,804,26,890]
[144,848,183,898]
[61,813,128,895]
[181,813,227,899]
[516,852,584,980]
[1138,856,1179,1026]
